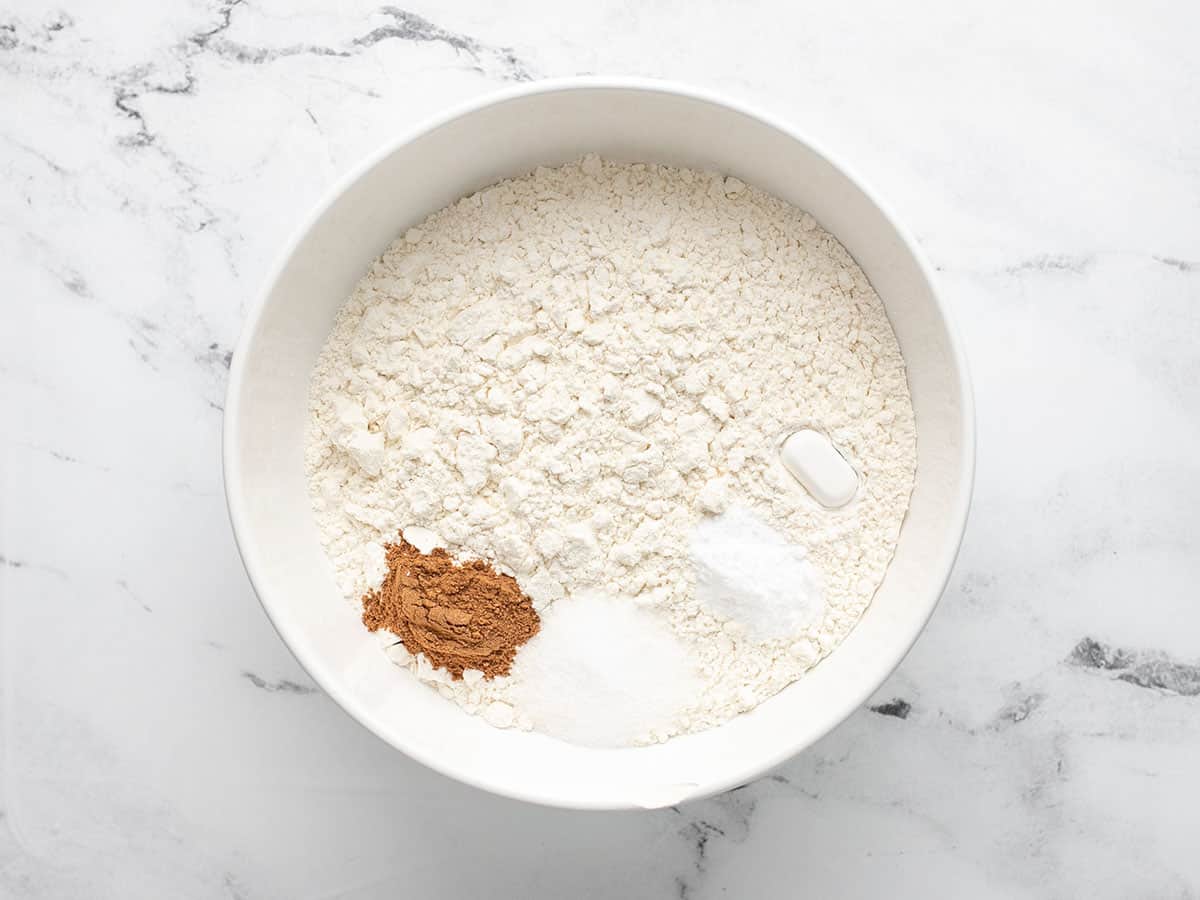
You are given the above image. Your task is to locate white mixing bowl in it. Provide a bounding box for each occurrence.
[224,78,974,809]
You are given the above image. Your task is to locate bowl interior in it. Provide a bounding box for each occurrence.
[225,83,971,809]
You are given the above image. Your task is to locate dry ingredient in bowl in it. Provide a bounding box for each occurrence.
[509,591,703,747]
[306,155,917,746]
[691,505,825,641]
[363,539,539,679]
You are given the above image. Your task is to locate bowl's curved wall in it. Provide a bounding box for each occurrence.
[224,80,973,810]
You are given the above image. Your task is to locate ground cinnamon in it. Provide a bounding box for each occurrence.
[362,539,539,679]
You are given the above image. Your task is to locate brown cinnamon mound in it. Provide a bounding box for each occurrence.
[362,539,539,679]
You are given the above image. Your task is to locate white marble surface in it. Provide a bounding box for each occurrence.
[4,0,1200,896]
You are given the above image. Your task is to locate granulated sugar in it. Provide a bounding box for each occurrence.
[508,592,702,748]
[305,156,917,746]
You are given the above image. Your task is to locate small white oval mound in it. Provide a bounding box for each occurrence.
[779,429,858,507]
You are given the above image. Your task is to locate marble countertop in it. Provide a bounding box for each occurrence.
[4,0,1199,896]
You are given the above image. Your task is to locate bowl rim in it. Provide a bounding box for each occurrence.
[223,75,976,809]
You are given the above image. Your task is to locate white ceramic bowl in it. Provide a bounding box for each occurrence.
[224,78,974,810]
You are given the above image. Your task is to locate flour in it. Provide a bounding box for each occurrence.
[306,156,917,745]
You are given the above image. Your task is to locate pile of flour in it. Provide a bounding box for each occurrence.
[305,156,916,745]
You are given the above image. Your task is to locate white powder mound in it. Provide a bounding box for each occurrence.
[691,505,826,641]
[305,156,917,745]
[508,592,702,748]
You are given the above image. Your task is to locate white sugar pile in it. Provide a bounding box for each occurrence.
[508,592,702,747]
